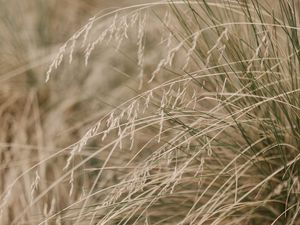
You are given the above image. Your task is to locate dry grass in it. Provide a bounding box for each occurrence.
[1,0,300,224]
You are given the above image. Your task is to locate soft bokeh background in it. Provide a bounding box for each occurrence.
[1,1,148,224]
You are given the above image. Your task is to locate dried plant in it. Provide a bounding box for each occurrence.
[1,0,300,224]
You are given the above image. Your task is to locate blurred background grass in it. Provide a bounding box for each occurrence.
[0,0,141,146]
[0,1,145,224]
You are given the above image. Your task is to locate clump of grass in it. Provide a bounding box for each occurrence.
[2,0,300,224]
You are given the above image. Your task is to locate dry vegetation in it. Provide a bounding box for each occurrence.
[1,0,300,224]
